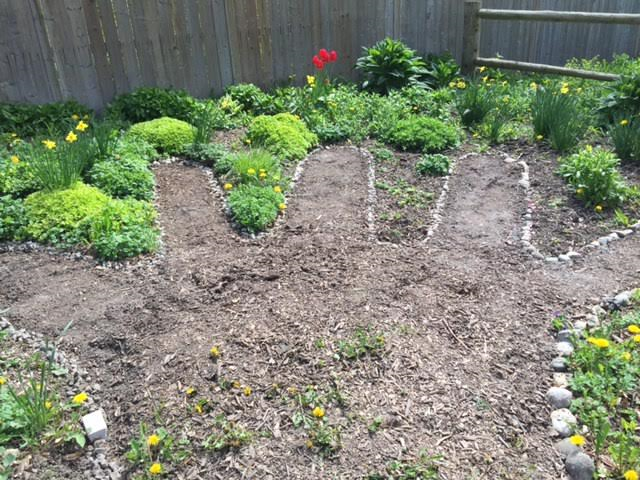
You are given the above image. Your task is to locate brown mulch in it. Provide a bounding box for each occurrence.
[1,144,640,479]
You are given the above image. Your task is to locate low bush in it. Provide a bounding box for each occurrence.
[609,118,640,162]
[599,74,640,123]
[0,195,26,240]
[0,150,41,198]
[127,117,195,155]
[113,136,159,164]
[180,143,229,167]
[0,100,91,138]
[423,53,460,90]
[454,80,495,127]
[531,84,585,152]
[384,116,459,153]
[224,83,275,115]
[227,150,281,186]
[416,154,450,177]
[106,87,197,124]
[24,182,109,246]
[558,146,628,209]
[89,156,155,201]
[246,113,317,161]
[228,184,284,233]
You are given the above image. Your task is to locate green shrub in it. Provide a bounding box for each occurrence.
[558,147,628,208]
[532,85,585,152]
[355,38,428,94]
[106,87,197,124]
[609,118,640,162]
[213,154,235,176]
[24,182,109,246]
[0,101,91,138]
[0,150,41,198]
[127,117,195,155]
[384,116,459,153]
[0,195,26,240]
[191,100,227,145]
[599,74,640,123]
[88,199,158,260]
[224,84,275,115]
[416,154,450,176]
[89,157,155,201]
[228,184,284,233]
[181,143,229,167]
[246,113,317,161]
[423,53,460,90]
[455,80,495,127]
[113,136,159,163]
[396,86,454,121]
[227,150,281,186]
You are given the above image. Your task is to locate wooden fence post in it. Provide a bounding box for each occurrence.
[462,0,481,75]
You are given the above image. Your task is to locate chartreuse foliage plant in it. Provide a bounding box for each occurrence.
[227,184,285,234]
[558,146,628,209]
[127,117,195,155]
[247,113,318,162]
[568,306,640,477]
[384,116,459,153]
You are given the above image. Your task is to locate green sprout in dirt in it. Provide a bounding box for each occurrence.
[336,327,386,361]
[375,180,433,209]
[202,414,253,451]
[368,450,442,479]
[126,423,190,479]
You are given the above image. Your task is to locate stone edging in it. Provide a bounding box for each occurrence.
[547,287,639,478]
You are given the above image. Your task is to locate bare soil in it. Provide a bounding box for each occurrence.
[1,146,640,479]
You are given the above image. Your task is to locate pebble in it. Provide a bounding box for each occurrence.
[557,329,572,342]
[551,409,577,437]
[565,452,595,480]
[614,291,631,308]
[572,320,587,331]
[556,341,574,356]
[547,387,573,409]
[555,438,581,460]
[551,357,568,372]
[553,373,569,388]
[566,251,581,259]
[614,229,633,238]
[558,254,572,263]
[585,314,599,328]
[597,236,610,246]
[545,257,559,263]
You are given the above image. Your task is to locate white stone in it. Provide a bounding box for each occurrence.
[566,251,581,259]
[558,254,572,262]
[556,341,574,356]
[547,387,573,409]
[551,408,577,437]
[614,229,633,238]
[546,257,559,263]
[82,410,108,442]
[553,373,569,388]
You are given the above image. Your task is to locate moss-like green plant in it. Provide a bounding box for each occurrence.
[89,156,155,201]
[228,184,284,233]
[126,117,195,155]
[0,195,26,240]
[384,116,459,153]
[246,113,317,162]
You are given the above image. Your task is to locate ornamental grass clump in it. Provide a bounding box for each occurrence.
[531,84,585,152]
[609,117,640,163]
[227,150,281,186]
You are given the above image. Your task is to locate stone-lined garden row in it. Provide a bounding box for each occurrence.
[547,288,640,480]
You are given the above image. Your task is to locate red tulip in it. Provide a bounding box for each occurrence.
[329,50,338,62]
[312,55,324,70]
[319,49,330,63]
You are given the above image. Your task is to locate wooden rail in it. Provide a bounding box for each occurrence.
[462,0,640,79]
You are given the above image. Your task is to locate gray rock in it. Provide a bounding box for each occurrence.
[551,357,568,372]
[598,236,610,246]
[558,254,572,263]
[545,257,559,263]
[555,438,581,460]
[557,329,572,342]
[591,305,607,318]
[614,229,633,238]
[608,232,620,241]
[585,314,599,328]
[572,320,587,332]
[614,291,631,308]
[547,387,573,409]
[566,251,581,259]
[565,452,595,480]
[551,409,577,437]
[556,341,574,356]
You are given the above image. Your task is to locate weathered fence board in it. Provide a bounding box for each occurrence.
[1,0,639,110]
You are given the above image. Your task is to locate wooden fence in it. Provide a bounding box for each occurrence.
[1,0,640,110]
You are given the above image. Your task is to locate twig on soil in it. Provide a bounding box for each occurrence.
[440,319,471,350]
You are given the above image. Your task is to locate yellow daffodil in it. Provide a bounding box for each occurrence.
[42,140,57,150]
[535,135,544,141]
[210,346,221,359]
[622,352,632,362]
[305,439,314,449]
[634,335,640,343]
[149,463,163,475]
[147,434,161,447]
[530,82,538,91]
[195,403,203,414]
[10,155,20,165]
[629,325,640,334]
[620,119,629,126]
[479,66,487,73]
[585,145,593,153]
[76,121,89,132]
[10,132,17,138]
[223,183,233,191]
[481,76,489,83]
[594,205,603,213]
[625,471,639,480]
[66,131,78,143]
[243,386,252,396]
[247,168,256,176]
[72,114,80,121]
[186,387,196,396]
[456,80,467,89]
[0,376,6,385]
[576,188,584,196]
[449,81,456,89]
[72,392,89,405]
[587,337,609,348]
[259,173,267,180]
[569,434,585,447]
[273,186,282,193]
[312,406,325,418]
[306,75,316,87]
[278,203,287,211]
[245,138,252,145]
[560,85,570,95]
[45,401,53,409]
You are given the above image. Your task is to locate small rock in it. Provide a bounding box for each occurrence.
[551,357,568,372]
[553,373,569,388]
[551,409,577,438]
[572,320,587,331]
[598,236,610,246]
[566,251,581,259]
[591,305,607,318]
[556,341,574,356]
[82,410,108,442]
[558,254,572,263]
[585,314,599,328]
[547,387,573,409]
[614,229,633,238]
[608,232,620,241]
[557,329,572,342]
[545,257,559,263]
[555,438,580,460]
[614,291,631,308]
[565,451,595,480]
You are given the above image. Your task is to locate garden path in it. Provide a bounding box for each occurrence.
[0,148,639,479]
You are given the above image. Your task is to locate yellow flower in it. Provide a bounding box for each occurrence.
[456,81,467,89]
[585,145,593,153]
[72,392,89,405]
[535,134,544,141]
[247,168,256,176]
[501,80,508,86]
[634,335,640,343]
[42,140,57,150]
[278,203,287,211]
[569,434,585,447]
[577,87,583,94]
[259,172,267,179]
[232,380,241,389]
[65,131,78,143]
[186,387,196,396]
[45,401,53,409]
[594,205,603,213]
[243,386,252,396]
[76,121,89,132]
[10,155,20,165]
[625,471,639,480]
[10,132,17,138]
[560,85,570,95]
[312,406,325,418]
[472,132,479,139]
[195,403,203,414]
[576,188,584,196]
[273,186,282,193]
[530,82,538,91]
[306,75,316,86]
[147,434,161,447]
[622,352,632,362]
[287,386,298,395]
[210,346,221,359]
[223,183,233,191]
[449,81,456,89]
[149,463,163,475]
[305,439,314,449]
[586,337,609,348]
[481,76,489,83]
[0,376,6,385]
[629,325,640,334]
[72,114,80,121]
[502,96,510,103]
[245,138,252,144]
[620,119,629,126]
